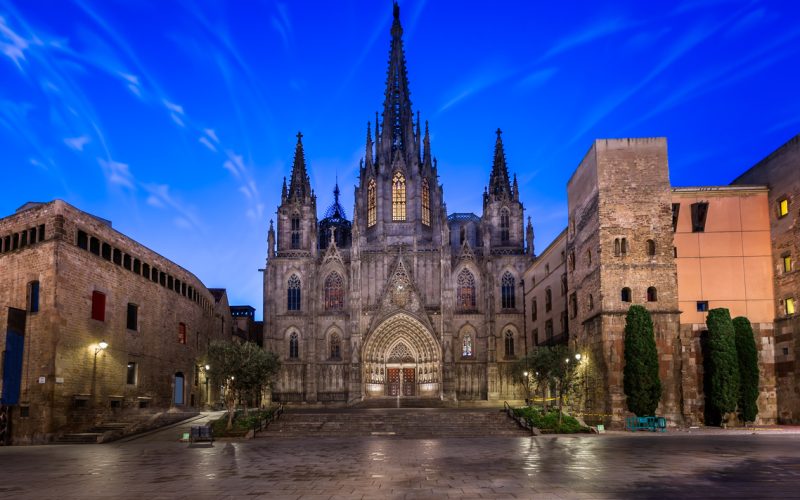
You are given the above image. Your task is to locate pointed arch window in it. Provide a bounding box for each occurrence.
[462,333,474,358]
[291,214,301,249]
[501,272,516,309]
[324,272,344,311]
[367,179,377,227]
[392,172,406,221]
[289,332,299,359]
[504,330,515,358]
[330,333,341,360]
[500,208,510,244]
[287,274,301,311]
[457,268,476,311]
[422,179,431,226]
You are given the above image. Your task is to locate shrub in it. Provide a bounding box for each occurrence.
[513,406,589,434]
[733,316,760,423]
[706,308,740,420]
[623,305,662,416]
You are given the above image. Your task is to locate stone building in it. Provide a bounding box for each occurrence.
[263,4,534,404]
[733,134,800,423]
[523,229,568,347]
[0,200,233,444]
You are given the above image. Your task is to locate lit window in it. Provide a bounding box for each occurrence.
[422,179,431,226]
[392,172,406,221]
[126,362,137,385]
[779,198,789,218]
[787,298,796,315]
[462,333,473,358]
[784,255,792,273]
[367,179,377,227]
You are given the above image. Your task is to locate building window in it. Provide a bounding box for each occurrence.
[545,320,553,340]
[77,230,88,250]
[462,333,474,358]
[545,288,552,312]
[126,362,137,385]
[647,239,656,257]
[568,251,575,271]
[621,287,632,303]
[545,264,550,275]
[569,292,577,318]
[588,294,594,311]
[504,330,515,358]
[324,272,344,311]
[614,238,621,257]
[91,291,106,321]
[28,280,40,313]
[287,274,301,311]
[178,322,187,344]
[127,303,138,330]
[101,242,111,260]
[647,287,657,302]
[691,202,709,232]
[561,274,567,296]
[289,332,299,359]
[697,301,709,312]
[531,298,538,321]
[456,268,476,310]
[367,179,377,227]
[90,237,100,255]
[392,172,406,221]
[291,215,301,249]
[422,179,431,226]
[560,311,567,334]
[787,298,796,316]
[501,272,515,309]
[778,198,789,218]
[672,203,680,231]
[586,249,592,266]
[784,255,792,273]
[330,333,341,360]
[500,208,510,244]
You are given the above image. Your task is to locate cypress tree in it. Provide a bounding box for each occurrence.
[623,305,662,416]
[733,316,760,423]
[706,308,740,421]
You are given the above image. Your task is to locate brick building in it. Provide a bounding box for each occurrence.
[0,200,233,444]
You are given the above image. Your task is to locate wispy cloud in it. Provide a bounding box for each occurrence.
[540,17,632,60]
[517,67,557,89]
[437,64,516,114]
[142,183,203,230]
[199,136,217,152]
[271,2,292,50]
[725,8,767,37]
[0,14,35,70]
[98,158,135,189]
[64,135,90,151]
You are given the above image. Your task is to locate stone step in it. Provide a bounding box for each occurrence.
[53,433,103,444]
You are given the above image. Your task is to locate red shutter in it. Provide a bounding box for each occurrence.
[91,291,106,322]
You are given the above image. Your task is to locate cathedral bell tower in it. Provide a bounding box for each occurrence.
[277,132,318,254]
[356,2,444,247]
[482,129,525,252]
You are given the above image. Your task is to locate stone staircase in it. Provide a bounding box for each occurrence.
[53,410,198,444]
[259,408,530,438]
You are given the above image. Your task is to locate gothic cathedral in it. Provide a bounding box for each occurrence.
[263,4,535,404]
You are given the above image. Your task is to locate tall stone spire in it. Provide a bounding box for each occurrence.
[288,131,311,202]
[422,120,432,170]
[380,2,415,157]
[487,128,512,202]
[365,121,374,167]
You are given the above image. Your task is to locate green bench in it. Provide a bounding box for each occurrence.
[625,416,666,432]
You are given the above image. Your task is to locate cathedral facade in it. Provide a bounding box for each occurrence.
[263,4,534,404]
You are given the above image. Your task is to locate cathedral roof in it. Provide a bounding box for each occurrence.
[322,181,348,221]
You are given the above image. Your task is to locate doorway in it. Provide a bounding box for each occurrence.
[174,372,185,406]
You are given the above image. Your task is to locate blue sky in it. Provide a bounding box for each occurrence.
[2,0,799,319]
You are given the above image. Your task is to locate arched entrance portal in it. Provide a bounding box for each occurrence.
[362,313,441,399]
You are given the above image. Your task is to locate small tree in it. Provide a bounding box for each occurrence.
[733,316,759,423]
[623,305,662,416]
[207,340,281,430]
[550,344,579,425]
[706,308,740,424]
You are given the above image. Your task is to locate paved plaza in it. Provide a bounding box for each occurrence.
[1,414,799,499]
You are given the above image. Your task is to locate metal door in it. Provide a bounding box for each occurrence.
[387,368,400,396]
[402,368,415,396]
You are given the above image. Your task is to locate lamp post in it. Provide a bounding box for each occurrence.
[94,340,108,357]
[199,364,211,409]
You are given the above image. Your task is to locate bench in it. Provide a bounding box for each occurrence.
[189,425,214,444]
[625,416,667,432]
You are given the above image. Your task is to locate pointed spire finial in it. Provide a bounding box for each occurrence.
[288,132,311,203]
[488,127,512,201]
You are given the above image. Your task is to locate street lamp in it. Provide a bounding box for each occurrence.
[575,353,582,361]
[95,340,108,356]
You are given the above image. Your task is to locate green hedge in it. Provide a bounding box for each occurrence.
[211,407,278,437]
[513,407,590,434]
[623,305,662,416]
[706,308,740,418]
[733,316,760,423]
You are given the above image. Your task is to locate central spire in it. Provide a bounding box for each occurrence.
[380,1,415,157]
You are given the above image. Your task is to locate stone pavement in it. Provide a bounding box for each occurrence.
[1,415,799,499]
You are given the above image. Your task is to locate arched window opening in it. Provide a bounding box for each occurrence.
[367,179,377,227]
[500,208,510,244]
[324,272,344,311]
[289,332,299,359]
[545,288,552,312]
[647,239,656,256]
[561,274,567,296]
[614,238,621,257]
[531,298,538,321]
[621,238,628,255]
[290,214,301,249]
[647,286,658,302]
[501,272,515,309]
[329,333,341,360]
[588,294,594,310]
[287,274,301,311]
[621,287,632,303]
[422,179,431,226]
[462,333,473,358]
[392,172,406,221]
[28,280,40,313]
[504,330,515,358]
[457,268,476,310]
[568,252,575,271]
[569,292,577,318]
[586,249,592,266]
